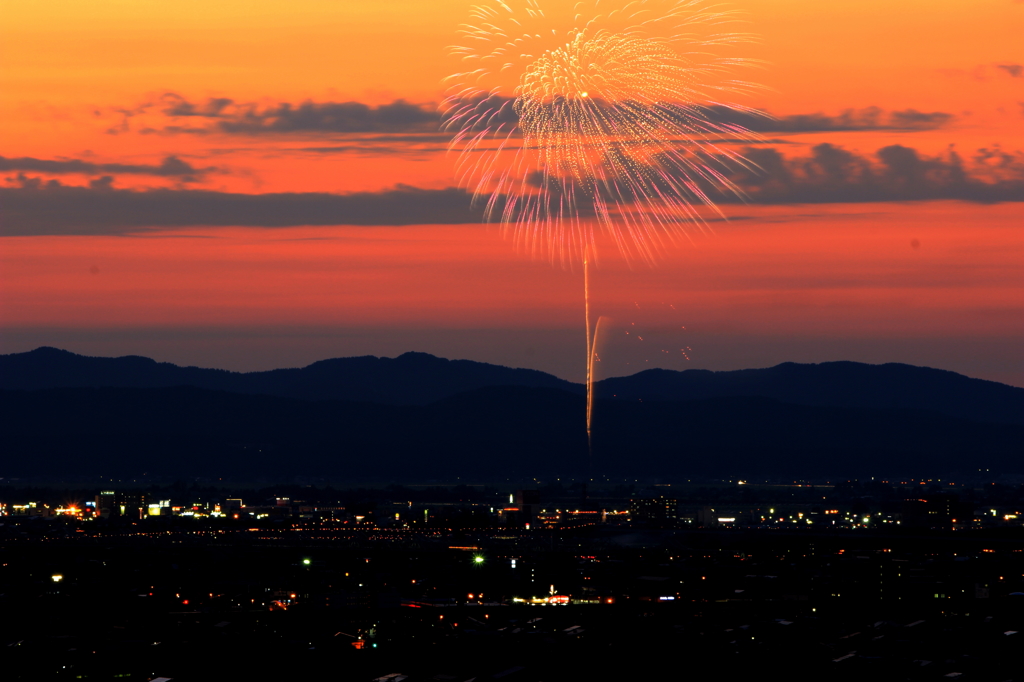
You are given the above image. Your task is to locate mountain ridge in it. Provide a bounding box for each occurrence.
[1,346,1021,426]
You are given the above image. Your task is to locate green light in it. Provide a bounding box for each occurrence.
[473,555,485,564]
[302,558,311,565]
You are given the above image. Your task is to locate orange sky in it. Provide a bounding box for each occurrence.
[1,0,1022,385]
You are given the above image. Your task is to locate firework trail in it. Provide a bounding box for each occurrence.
[443,0,763,460]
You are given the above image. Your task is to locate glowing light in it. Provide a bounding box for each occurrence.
[474,555,485,564]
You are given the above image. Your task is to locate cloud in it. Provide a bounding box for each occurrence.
[220,100,437,135]
[110,93,954,138]
[529,143,1023,208]
[996,64,1023,78]
[0,155,215,181]
[706,106,955,133]
[726,143,1024,204]
[4,144,1021,236]
[160,93,235,117]
[125,94,439,135]
[0,178,484,236]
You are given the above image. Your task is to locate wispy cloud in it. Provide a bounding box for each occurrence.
[104,93,955,138]
[706,106,955,133]
[996,63,1023,78]
[114,93,438,136]
[0,155,216,181]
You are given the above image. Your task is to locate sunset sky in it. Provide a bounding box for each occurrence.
[1,0,1022,386]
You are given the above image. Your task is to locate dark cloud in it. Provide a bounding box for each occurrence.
[131,94,438,135]
[219,100,437,134]
[160,93,235,117]
[527,143,1023,208]
[0,155,215,180]
[444,97,953,136]
[727,143,1024,204]
[0,177,484,236]
[996,64,1023,78]
[116,93,953,137]
[706,106,955,133]
[4,145,1020,236]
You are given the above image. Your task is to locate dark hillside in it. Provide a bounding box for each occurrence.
[1,385,1019,480]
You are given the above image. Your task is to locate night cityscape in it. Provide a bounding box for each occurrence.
[2,475,1023,681]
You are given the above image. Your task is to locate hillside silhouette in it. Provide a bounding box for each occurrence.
[593,362,1024,427]
[0,385,1020,481]
[0,347,572,404]
[2,347,1021,425]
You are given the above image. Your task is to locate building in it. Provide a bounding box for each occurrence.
[630,496,678,527]
[95,491,146,519]
[901,494,972,530]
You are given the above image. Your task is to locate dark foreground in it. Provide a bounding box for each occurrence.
[2,524,1022,682]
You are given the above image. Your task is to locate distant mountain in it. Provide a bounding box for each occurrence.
[0,385,1020,480]
[2,347,1022,426]
[0,346,574,405]
[593,362,1024,427]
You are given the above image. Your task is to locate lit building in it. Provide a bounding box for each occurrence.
[630,496,678,527]
[501,490,541,528]
[95,491,146,519]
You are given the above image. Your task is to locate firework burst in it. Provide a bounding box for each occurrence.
[443,0,765,264]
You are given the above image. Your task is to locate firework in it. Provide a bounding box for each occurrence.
[442,0,763,459]
[443,0,763,263]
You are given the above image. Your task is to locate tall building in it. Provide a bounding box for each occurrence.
[95,491,146,519]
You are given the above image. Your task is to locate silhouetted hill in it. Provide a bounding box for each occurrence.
[0,385,1020,480]
[2,347,1021,425]
[0,347,574,405]
[594,362,1024,427]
